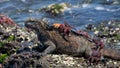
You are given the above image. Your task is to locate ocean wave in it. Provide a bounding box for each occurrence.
[0,0,9,3]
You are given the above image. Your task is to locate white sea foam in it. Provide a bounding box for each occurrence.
[82,4,106,10]
[106,8,120,12]
[21,0,26,2]
[95,6,105,10]
[82,4,91,8]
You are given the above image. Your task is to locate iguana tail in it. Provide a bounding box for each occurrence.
[101,48,120,60]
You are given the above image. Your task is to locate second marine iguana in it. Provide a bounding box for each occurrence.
[25,18,120,62]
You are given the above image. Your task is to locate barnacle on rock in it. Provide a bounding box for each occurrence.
[0,42,20,55]
[3,52,49,68]
[85,20,120,48]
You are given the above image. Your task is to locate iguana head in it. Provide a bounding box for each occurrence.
[25,18,50,41]
[25,18,49,31]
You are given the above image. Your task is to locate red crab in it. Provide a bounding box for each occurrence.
[88,37,104,64]
[0,14,17,26]
[92,38,104,51]
[88,48,101,65]
[76,30,90,38]
[53,21,73,36]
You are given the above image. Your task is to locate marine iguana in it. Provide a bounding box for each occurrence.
[25,18,120,62]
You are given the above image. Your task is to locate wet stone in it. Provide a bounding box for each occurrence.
[85,20,120,49]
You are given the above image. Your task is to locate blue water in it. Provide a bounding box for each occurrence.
[0,0,120,29]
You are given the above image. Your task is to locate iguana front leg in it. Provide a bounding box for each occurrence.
[42,40,56,55]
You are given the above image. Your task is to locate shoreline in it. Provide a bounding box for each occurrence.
[0,18,120,68]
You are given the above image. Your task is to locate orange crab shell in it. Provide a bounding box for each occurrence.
[52,23,61,28]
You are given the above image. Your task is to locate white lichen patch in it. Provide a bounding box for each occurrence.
[44,54,120,68]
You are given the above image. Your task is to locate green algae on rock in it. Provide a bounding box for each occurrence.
[0,42,6,48]
[0,54,8,63]
[6,35,16,42]
[40,3,70,15]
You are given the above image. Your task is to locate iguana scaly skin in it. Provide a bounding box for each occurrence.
[25,18,120,60]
